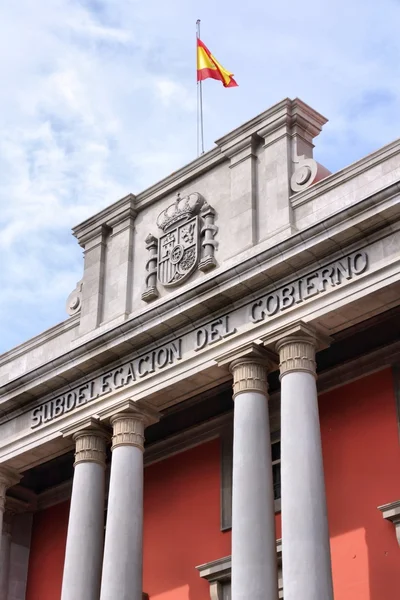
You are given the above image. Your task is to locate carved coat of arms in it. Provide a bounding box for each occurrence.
[158,216,199,286]
[142,192,218,302]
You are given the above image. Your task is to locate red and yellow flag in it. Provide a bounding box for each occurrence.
[197,38,238,88]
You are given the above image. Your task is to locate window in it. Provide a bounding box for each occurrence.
[271,439,281,501]
[196,543,283,599]
[220,426,281,531]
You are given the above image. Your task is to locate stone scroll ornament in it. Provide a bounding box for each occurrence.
[66,280,83,316]
[142,192,218,302]
[290,155,331,193]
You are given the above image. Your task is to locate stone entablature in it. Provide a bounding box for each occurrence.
[0,220,399,472]
[1,245,375,432]
[0,137,399,392]
[0,98,399,474]
[1,179,398,409]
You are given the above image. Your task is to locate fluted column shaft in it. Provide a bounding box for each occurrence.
[230,357,278,600]
[100,412,148,600]
[277,335,333,600]
[61,427,108,600]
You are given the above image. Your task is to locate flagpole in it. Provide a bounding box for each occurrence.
[196,19,205,156]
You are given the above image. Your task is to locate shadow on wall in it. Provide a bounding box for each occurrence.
[320,368,400,600]
[143,438,231,600]
[25,501,69,600]
[143,427,282,600]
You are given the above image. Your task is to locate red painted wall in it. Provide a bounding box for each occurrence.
[321,368,400,600]
[25,501,69,600]
[143,439,231,599]
[25,368,399,600]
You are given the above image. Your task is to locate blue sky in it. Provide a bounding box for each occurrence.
[1,0,400,353]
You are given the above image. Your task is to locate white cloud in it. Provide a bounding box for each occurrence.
[1,0,400,351]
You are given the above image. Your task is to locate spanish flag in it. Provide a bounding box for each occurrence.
[197,38,238,88]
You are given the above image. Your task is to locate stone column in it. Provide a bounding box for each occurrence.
[0,468,21,554]
[61,425,109,600]
[99,405,157,600]
[0,510,12,599]
[230,354,278,600]
[276,332,334,600]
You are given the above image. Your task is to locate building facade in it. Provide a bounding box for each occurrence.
[0,98,399,600]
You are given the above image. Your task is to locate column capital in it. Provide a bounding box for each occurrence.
[3,512,13,535]
[276,335,317,379]
[73,429,109,468]
[230,357,269,398]
[2,497,26,535]
[62,418,110,468]
[0,468,21,513]
[99,400,160,452]
[260,321,331,379]
[217,342,277,399]
[110,413,146,451]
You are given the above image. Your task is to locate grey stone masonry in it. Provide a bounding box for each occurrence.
[1,97,399,398]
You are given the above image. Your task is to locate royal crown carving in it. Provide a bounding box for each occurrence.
[142,192,218,301]
[156,192,205,232]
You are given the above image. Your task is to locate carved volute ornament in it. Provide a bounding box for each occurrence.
[290,155,331,193]
[66,280,83,317]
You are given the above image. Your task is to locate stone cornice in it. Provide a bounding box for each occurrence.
[216,97,327,152]
[98,399,160,426]
[0,186,398,417]
[216,341,277,368]
[69,99,325,225]
[73,194,137,247]
[0,314,80,368]
[261,321,331,352]
[216,98,291,148]
[289,98,328,140]
[218,134,259,165]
